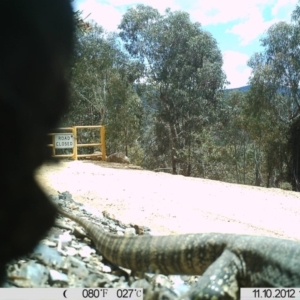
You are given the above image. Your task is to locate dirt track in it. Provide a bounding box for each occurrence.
[35,160,300,240]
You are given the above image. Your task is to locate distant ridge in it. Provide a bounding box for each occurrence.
[225,85,250,93]
[225,85,290,95]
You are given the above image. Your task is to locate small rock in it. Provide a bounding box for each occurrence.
[18,261,48,287]
[106,153,130,164]
[63,247,78,256]
[150,274,173,289]
[131,278,151,289]
[49,269,69,284]
[78,245,96,258]
[32,244,63,266]
[40,239,56,247]
[102,265,112,273]
[124,228,136,237]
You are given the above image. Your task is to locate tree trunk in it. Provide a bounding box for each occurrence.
[170,124,177,174]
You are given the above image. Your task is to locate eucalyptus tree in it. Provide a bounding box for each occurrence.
[289,0,300,189]
[213,91,252,184]
[69,24,112,126]
[119,5,226,175]
[247,1,300,188]
[66,23,143,156]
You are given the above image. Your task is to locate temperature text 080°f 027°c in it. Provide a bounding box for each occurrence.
[0,288,143,299]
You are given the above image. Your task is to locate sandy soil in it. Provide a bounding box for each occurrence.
[35,160,300,240]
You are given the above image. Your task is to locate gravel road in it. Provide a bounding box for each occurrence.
[35,160,300,240]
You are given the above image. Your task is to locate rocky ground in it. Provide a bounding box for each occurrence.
[4,191,195,299]
[4,160,300,298]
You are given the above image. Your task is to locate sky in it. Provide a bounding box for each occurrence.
[73,0,299,89]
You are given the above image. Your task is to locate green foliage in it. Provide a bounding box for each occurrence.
[62,23,143,155]
[280,182,293,191]
[245,3,300,189]
[119,5,226,175]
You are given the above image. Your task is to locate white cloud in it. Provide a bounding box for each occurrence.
[222,51,252,88]
[272,0,298,19]
[226,8,277,45]
[226,0,298,45]
[76,0,123,32]
[189,0,274,26]
[75,0,180,32]
[188,0,298,46]
[109,0,180,13]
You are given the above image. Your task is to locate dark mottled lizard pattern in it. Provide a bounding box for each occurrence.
[57,206,300,300]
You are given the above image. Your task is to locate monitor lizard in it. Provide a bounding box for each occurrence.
[56,205,300,299]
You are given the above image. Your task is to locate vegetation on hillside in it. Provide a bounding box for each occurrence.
[63,1,300,190]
